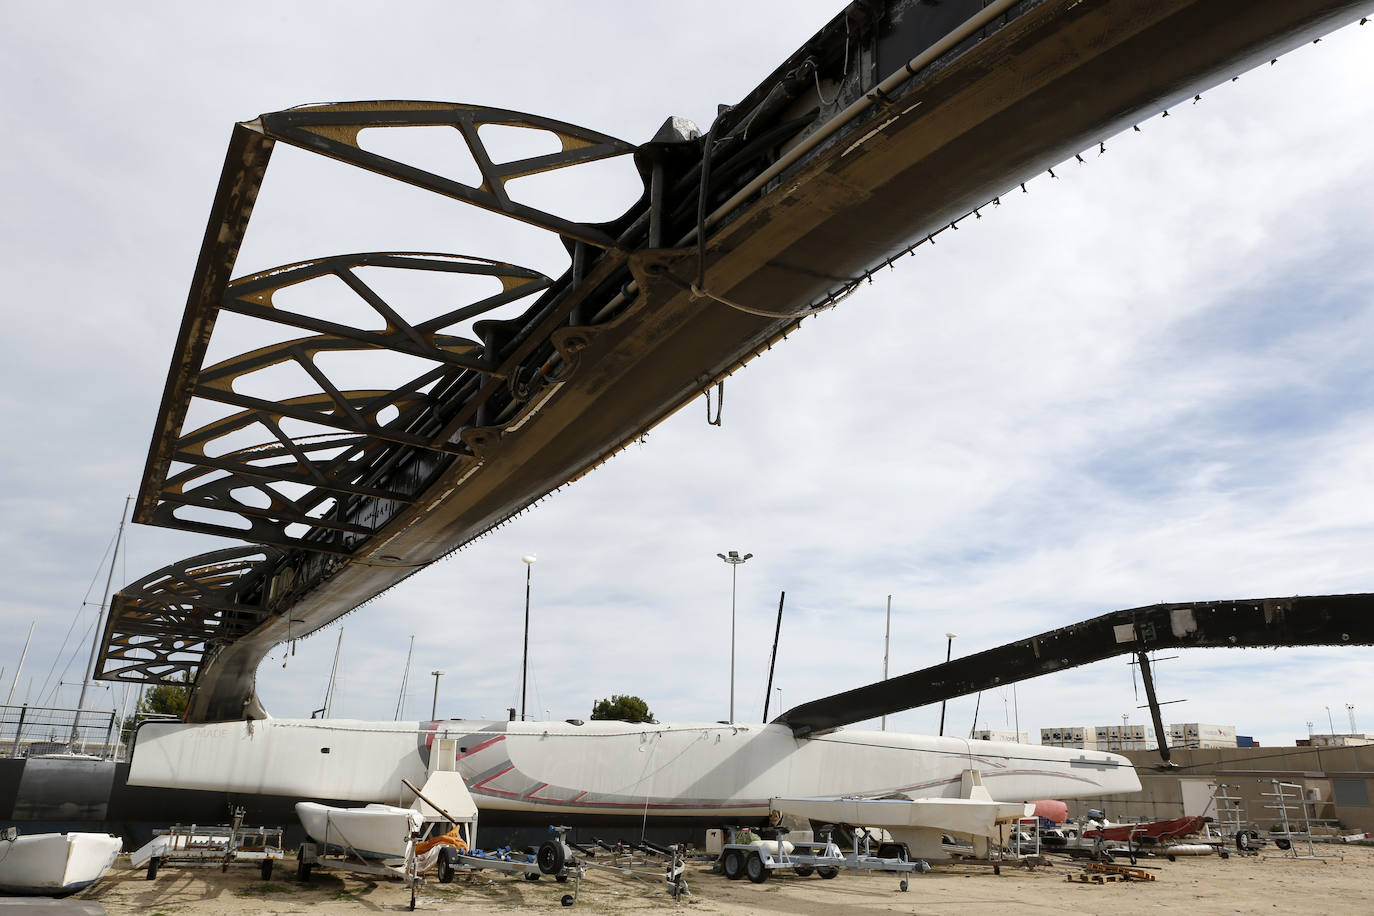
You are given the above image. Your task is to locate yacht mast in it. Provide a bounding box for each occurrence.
[73,496,131,746]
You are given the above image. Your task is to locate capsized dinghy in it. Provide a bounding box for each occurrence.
[295,801,424,861]
[0,830,122,896]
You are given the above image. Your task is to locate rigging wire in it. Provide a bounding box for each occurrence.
[36,527,120,705]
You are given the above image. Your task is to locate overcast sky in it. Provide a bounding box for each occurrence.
[3,3,1374,750]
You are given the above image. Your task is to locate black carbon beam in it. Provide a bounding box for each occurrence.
[776,593,1374,740]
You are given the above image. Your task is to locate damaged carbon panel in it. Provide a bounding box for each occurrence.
[107,0,1372,720]
[777,593,1374,737]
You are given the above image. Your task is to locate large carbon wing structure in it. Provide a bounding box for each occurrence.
[777,592,1374,758]
[102,0,1372,721]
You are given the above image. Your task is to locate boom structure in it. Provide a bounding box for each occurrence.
[99,0,1372,721]
[778,592,1374,741]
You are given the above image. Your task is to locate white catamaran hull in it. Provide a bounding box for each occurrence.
[129,718,1139,821]
[0,832,122,896]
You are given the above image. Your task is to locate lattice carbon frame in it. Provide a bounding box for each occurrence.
[107,1,1371,717]
[98,546,284,684]
[146,252,553,554]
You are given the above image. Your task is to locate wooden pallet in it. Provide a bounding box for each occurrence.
[1084,862,1157,882]
[1067,872,1124,884]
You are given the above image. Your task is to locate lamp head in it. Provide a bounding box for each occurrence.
[945,632,957,640]
[521,555,536,565]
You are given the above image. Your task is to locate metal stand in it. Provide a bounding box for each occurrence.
[1260,780,1332,862]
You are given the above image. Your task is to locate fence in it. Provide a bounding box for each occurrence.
[1,704,124,760]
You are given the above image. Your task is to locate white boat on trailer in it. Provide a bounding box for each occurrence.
[0,829,122,896]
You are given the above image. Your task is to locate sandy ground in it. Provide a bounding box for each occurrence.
[74,845,1374,915]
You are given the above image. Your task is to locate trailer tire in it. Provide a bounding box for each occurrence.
[1276,837,1292,850]
[524,871,541,881]
[438,848,456,884]
[722,850,744,880]
[561,894,575,907]
[261,859,273,881]
[817,866,839,879]
[794,864,815,877]
[538,840,566,874]
[745,853,768,883]
[145,857,159,880]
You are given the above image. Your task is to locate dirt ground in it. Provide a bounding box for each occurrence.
[75,845,1374,915]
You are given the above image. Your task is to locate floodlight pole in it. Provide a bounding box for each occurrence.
[717,551,753,723]
[937,632,956,737]
[430,670,444,720]
[521,555,536,721]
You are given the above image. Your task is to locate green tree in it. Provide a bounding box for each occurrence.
[590,694,653,723]
[120,677,190,749]
[139,681,190,718]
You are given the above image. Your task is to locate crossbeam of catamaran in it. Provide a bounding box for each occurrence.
[779,592,1374,763]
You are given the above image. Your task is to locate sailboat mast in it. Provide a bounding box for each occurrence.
[323,628,344,718]
[5,621,35,706]
[74,496,131,746]
[881,594,891,731]
[394,634,415,720]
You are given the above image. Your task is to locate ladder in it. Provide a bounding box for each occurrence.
[1259,779,1330,861]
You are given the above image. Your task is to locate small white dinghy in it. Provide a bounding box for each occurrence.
[295,802,424,861]
[0,829,122,896]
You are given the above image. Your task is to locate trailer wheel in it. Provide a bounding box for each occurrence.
[722,850,744,880]
[538,840,566,874]
[817,866,839,879]
[145,857,160,880]
[561,894,575,907]
[438,848,456,884]
[524,871,541,881]
[261,858,274,881]
[745,853,768,883]
[794,864,815,877]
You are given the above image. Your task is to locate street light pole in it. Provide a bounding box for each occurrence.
[937,632,956,737]
[521,555,536,721]
[716,551,753,723]
[430,670,444,720]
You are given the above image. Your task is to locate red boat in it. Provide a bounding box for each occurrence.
[1082,816,1207,843]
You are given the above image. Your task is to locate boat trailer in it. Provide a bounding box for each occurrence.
[437,826,691,907]
[715,826,931,892]
[130,807,284,880]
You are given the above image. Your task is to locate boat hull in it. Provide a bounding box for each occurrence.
[0,832,122,896]
[131,718,1141,821]
[295,802,423,860]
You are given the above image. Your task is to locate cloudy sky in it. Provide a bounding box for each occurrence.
[3,3,1374,750]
